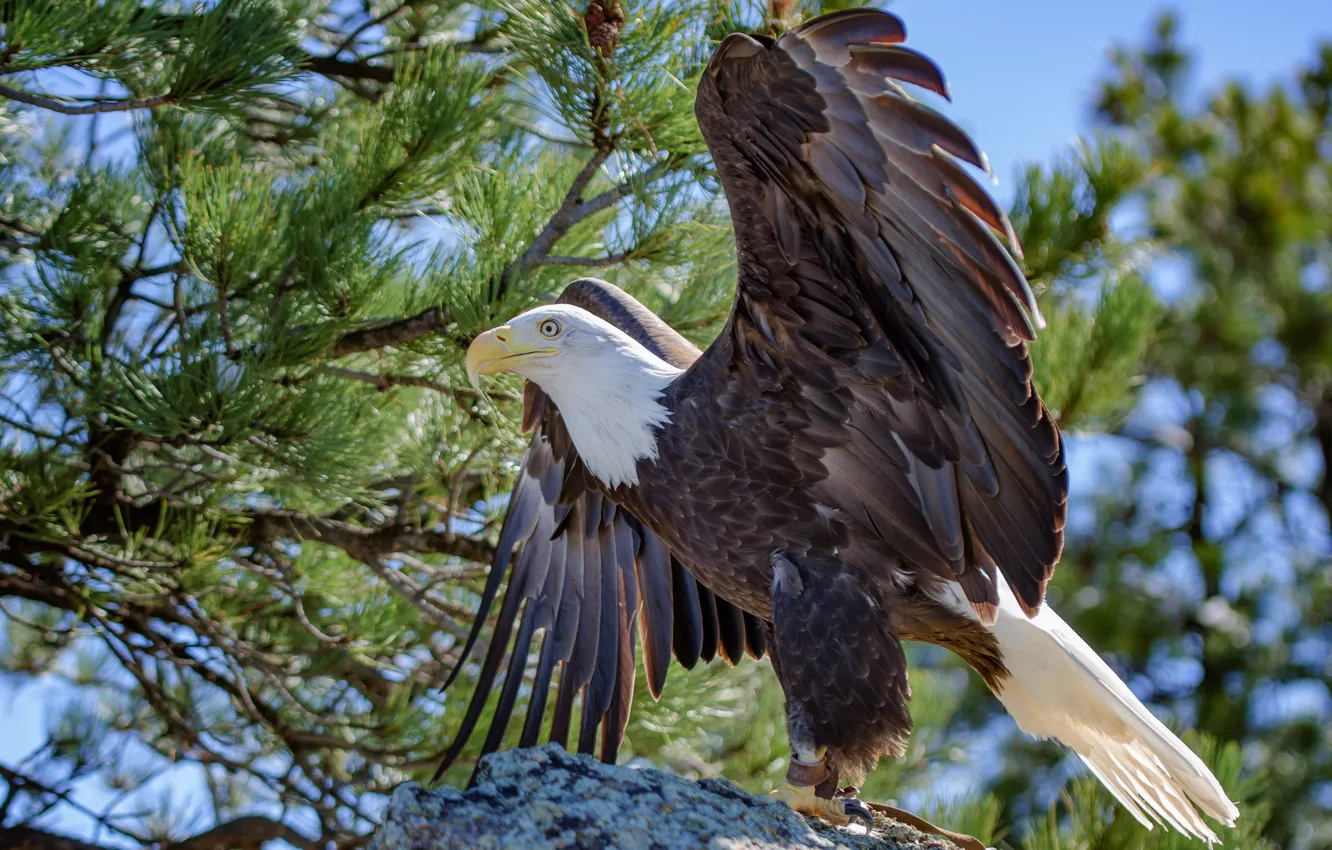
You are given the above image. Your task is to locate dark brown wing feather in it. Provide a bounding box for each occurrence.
[690,9,1067,620]
[434,279,766,782]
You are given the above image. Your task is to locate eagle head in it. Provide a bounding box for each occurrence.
[466,304,683,487]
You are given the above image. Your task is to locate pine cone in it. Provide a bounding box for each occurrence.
[584,1,606,30]
[584,0,622,57]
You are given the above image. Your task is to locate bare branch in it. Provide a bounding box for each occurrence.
[543,252,636,269]
[318,366,515,424]
[320,159,684,359]
[573,157,681,220]
[0,83,171,115]
[319,365,454,394]
[249,510,496,566]
[500,149,611,294]
[0,412,76,446]
[0,825,106,850]
[0,816,320,850]
[0,766,148,847]
[302,54,395,85]
[329,307,451,357]
[333,2,414,55]
[166,816,320,850]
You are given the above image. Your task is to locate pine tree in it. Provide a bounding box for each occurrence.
[954,15,1332,850]
[2,1,1176,848]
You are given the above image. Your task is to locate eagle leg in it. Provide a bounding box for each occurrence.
[815,764,872,829]
[768,746,874,831]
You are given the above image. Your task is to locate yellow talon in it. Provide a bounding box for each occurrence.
[771,782,851,826]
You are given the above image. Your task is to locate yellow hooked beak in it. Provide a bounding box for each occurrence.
[465,325,557,391]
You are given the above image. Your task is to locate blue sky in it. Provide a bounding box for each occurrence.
[3,0,1330,844]
[892,0,1331,203]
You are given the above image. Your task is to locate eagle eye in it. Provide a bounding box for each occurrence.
[538,318,562,339]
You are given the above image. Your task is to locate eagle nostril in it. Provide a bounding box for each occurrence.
[494,331,508,343]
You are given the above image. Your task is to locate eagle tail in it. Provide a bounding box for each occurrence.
[986,583,1239,843]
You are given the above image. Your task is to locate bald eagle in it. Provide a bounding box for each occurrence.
[444,7,1239,843]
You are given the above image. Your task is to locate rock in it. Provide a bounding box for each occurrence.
[368,744,960,850]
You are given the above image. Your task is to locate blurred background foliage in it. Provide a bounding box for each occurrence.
[0,0,1327,848]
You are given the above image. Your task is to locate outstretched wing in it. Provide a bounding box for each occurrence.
[435,279,766,781]
[690,9,1067,619]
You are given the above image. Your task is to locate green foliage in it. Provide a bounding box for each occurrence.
[1033,273,1162,429]
[1015,135,1163,431]
[501,0,711,153]
[1,0,168,76]
[922,793,1005,848]
[1012,135,1147,288]
[1,0,750,843]
[1,0,304,110]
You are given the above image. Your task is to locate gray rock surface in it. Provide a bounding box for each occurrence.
[368,744,958,850]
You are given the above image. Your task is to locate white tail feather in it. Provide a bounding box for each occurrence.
[944,582,1240,843]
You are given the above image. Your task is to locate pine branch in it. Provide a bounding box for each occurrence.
[301,54,396,85]
[321,157,688,356]
[0,825,104,850]
[321,156,686,358]
[99,273,138,353]
[334,1,415,55]
[0,818,320,850]
[0,215,41,238]
[572,157,681,220]
[319,365,455,393]
[0,766,148,848]
[0,83,172,115]
[329,307,452,356]
[0,412,74,446]
[356,551,474,640]
[249,510,496,566]
[543,251,635,268]
[500,148,611,294]
[165,817,320,850]
[319,366,515,418]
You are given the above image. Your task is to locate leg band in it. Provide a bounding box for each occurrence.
[786,756,830,787]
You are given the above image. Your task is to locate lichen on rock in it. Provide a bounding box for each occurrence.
[368,744,960,850]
